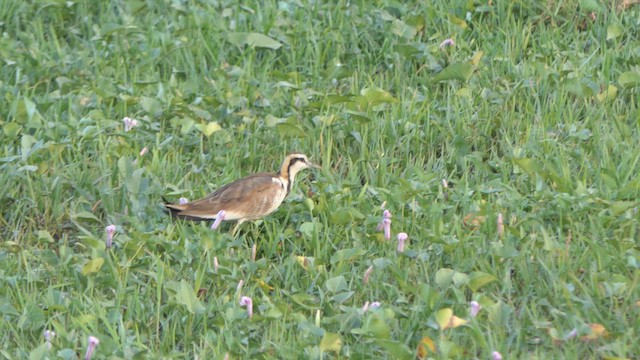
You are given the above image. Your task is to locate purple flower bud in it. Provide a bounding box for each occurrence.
[383,219,391,240]
[469,301,481,318]
[239,296,253,318]
[369,301,381,310]
[178,197,189,205]
[491,351,503,360]
[43,330,55,350]
[105,225,116,249]
[397,232,408,252]
[439,38,455,49]
[122,117,139,132]
[211,210,226,230]
[376,210,392,231]
[84,336,100,360]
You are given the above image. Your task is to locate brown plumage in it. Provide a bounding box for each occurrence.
[164,153,319,234]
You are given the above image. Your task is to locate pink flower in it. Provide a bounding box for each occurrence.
[363,265,373,285]
[139,147,148,157]
[240,296,253,318]
[122,117,139,132]
[211,210,226,230]
[84,336,100,360]
[491,351,503,360]
[376,210,392,231]
[236,279,244,292]
[105,225,116,249]
[564,328,578,340]
[396,232,408,252]
[363,301,382,312]
[178,197,189,205]
[497,213,504,237]
[469,301,481,318]
[439,38,455,49]
[43,330,55,350]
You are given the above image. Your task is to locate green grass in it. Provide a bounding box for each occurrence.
[1,0,640,358]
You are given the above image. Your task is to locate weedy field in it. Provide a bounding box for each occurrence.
[1,0,640,359]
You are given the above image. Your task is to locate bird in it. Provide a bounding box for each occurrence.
[164,153,320,235]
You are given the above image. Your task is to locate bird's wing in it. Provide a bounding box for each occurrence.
[167,173,282,220]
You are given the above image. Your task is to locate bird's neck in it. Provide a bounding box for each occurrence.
[278,162,300,195]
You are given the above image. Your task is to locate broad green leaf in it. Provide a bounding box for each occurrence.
[579,0,602,12]
[435,268,455,288]
[37,230,55,243]
[175,280,206,314]
[448,15,467,29]
[196,122,222,137]
[435,308,453,329]
[467,271,497,291]
[29,343,49,360]
[596,84,617,103]
[227,32,282,49]
[431,63,474,83]
[366,317,391,339]
[72,211,101,223]
[610,201,639,216]
[140,96,161,117]
[606,23,624,40]
[330,248,367,263]
[619,72,640,88]
[391,19,417,39]
[512,157,541,177]
[299,222,321,238]
[330,291,354,303]
[360,87,399,106]
[319,332,342,353]
[275,123,305,138]
[345,111,372,124]
[82,258,105,275]
[3,122,21,138]
[325,275,348,293]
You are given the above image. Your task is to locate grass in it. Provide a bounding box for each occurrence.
[1,0,640,358]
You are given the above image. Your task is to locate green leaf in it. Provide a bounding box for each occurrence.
[325,275,348,293]
[140,96,162,117]
[435,268,455,288]
[512,157,541,177]
[227,32,283,50]
[330,248,367,264]
[82,258,105,275]
[3,122,22,138]
[365,316,391,339]
[391,19,417,39]
[435,308,453,329]
[431,63,474,83]
[610,201,639,216]
[37,230,55,243]
[606,23,624,40]
[330,291,354,304]
[175,280,206,314]
[275,123,305,138]
[299,222,322,237]
[195,122,222,137]
[319,332,342,353]
[619,72,640,88]
[467,271,497,291]
[360,87,399,106]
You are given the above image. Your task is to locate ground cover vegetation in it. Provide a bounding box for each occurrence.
[1,0,640,358]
